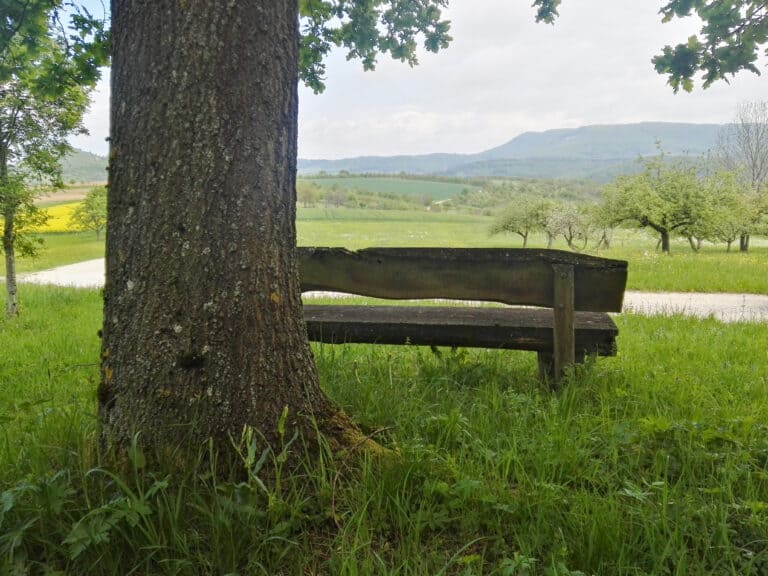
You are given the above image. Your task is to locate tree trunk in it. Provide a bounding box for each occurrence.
[1,146,18,318]
[101,0,356,463]
[3,207,18,318]
[739,233,750,252]
[594,231,610,251]
[687,236,698,252]
[660,231,671,253]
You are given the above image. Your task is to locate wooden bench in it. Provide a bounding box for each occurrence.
[299,247,628,384]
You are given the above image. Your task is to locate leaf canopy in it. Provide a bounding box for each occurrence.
[299,0,453,92]
[538,0,768,91]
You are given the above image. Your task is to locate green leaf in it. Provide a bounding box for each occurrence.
[0,490,14,527]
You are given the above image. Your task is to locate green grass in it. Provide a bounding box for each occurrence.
[303,176,478,200]
[7,211,768,294]
[2,286,768,574]
[13,232,104,274]
[609,243,768,293]
[297,208,507,249]
[296,210,768,293]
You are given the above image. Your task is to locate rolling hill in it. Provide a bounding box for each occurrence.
[62,122,726,183]
[61,149,108,183]
[298,122,724,180]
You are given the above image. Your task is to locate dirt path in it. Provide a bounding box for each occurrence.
[35,183,105,205]
[9,258,768,323]
[622,291,768,323]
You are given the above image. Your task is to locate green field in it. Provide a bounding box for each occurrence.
[6,209,768,294]
[13,232,105,274]
[2,286,768,574]
[2,211,767,574]
[303,176,479,200]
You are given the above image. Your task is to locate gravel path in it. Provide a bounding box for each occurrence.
[16,258,105,289]
[10,258,768,323]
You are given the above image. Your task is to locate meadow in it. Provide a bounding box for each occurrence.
[13,206,768,294]
[3,197,768,573]
[1,286,767,574]
[303,176,480,201]
[13,232,105,274]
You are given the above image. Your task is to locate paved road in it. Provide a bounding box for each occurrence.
[11,258,768,323]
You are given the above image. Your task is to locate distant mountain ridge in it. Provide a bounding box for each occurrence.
[62,122,725,183]
[478,122,721,160]
[298,122,724,180]
[62,149,108,183]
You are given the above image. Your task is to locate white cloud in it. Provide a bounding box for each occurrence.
[69,70,110,157]
[72,1,767,159]
[298,0,765,158]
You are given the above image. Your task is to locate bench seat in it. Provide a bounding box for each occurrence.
[304,305,618,355]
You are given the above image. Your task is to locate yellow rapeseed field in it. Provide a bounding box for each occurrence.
[35,202,82,232]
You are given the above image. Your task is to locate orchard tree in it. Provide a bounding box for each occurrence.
[544,203,595,251]
[535,1,768,91]
[1,1,107,317]
[69,185,107,239]
[587,201,615,251]
[717,100,768,251]
[718,101,768,193]
[602,153,702,253]
[700,171,754,251]
[100,0,452,461]
[296,180,320,208]
[490,196,551,247]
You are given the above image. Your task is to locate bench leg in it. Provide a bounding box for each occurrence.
[538,350,587,389]
[538,352,554,384]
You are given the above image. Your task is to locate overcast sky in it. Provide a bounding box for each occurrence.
[69,0,767,159]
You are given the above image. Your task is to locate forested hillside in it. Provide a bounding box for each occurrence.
[61,149,108,183]
[298,122,722,179]
[65,122,723,183]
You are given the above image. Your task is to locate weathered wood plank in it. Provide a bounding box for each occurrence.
[299,247,627,312]
[304,305,618,355]
[552,263,576,382]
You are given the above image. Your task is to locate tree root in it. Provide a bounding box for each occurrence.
[317,409,395,460]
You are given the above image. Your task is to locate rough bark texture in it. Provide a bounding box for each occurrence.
[101,0,343,459]
[1,149,18,318]
[3,207,17,318]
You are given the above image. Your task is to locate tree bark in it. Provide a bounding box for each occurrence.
[101,0,352,462]
[1,147,18,318]
[739,233,750,252]
[660,231,670,253]
[3,206,17,318]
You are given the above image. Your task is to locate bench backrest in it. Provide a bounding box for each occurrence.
[299,247,627,312]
